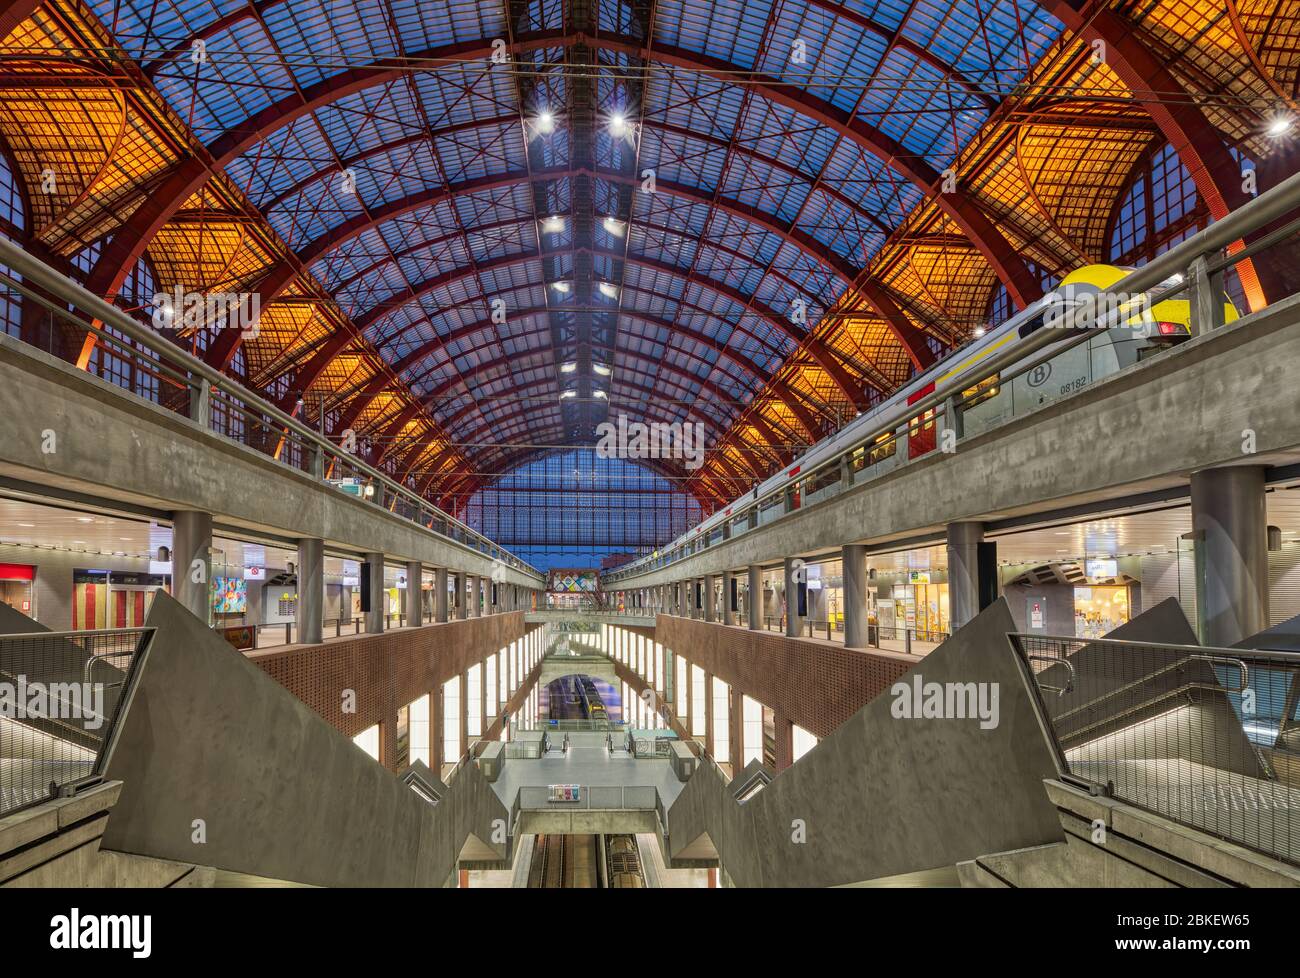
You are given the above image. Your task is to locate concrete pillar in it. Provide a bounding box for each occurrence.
[171,510,213,624]
[946,521,986,632]
[783,557,801,638]
[467,575,478,617]
[363,552,385,634]
[297,537,324,645]
[406,560,423,627]
[747,565,762,630]
[435,567,449,622]
[1191,466,1269,647]
[454,573,465,620]
[722,571,735,626]
[842,544,867,649]
[704,574,716,623]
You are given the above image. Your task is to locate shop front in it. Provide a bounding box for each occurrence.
[0,562,34,618]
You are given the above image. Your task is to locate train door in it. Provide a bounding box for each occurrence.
[906,383,937,459]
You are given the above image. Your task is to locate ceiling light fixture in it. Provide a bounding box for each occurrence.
[610,114,627,136]
[1267,115,1294,137]
[542,215,565,233]
[537,110,556,134]
[603,216,626,236]
[598,282,619,299]
[550,281,572,294]
[972,327,986,338]
[593,389,608,399]
[593,363,611,376]
[560,389,578,399]
[561,361,577,372]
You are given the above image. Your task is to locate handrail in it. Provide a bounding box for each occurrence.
[0,232,541,580]
[604,169,1300,584]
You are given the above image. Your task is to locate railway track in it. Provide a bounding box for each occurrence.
[526,834,646,888]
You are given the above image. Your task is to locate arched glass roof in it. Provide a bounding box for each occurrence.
[0,0,1294,519]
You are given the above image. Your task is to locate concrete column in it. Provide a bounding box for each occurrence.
[842,544,867,649]
[435,567,449,623]
[946,521,986,632]
[722,571,735,626]
[171,510,213,623]
[406,560,423,627]
[783,557,801,638]
[747,565,762,630]
[704,574,716,623]
[363,552,385,634]
[454,573,465,620]
[297,537,324,645]
[1191,466,1269,646]
[466,575,478,617]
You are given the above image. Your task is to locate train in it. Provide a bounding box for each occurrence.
[642,263,1239,565]
[577,676,609,721]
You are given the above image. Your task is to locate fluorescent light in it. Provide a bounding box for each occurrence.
[1267,116,1293,137]
[550,281,571,294]
[592,363,611,376]
[77,517,95,523]
[541,215,565,233]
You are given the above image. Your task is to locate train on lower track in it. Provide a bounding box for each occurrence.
[646,263,1239,563]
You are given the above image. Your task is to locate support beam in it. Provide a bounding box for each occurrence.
[1190,466,1268,647]
[842,544,867,649]
[297,537,324,645]
[172,511,213,624]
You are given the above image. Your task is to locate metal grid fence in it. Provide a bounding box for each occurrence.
[1011,632,1300,867]
[0,627,151,818]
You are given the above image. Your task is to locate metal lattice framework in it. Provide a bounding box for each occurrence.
[0,0,1295,522]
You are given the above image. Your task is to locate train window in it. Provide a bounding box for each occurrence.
[1017,313,1047,338]
[961,376,1000,409]
[867,432,896,465]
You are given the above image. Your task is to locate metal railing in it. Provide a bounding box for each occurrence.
[604,169,1300,586]
[0,235,541,582]
[1012,632,1300,867]
[0,627,152,818]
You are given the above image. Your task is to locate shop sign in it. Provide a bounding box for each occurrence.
[908,571,931,584]
[1030,601,1045,629]
[548,784,581,803]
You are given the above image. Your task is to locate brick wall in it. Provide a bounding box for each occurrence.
[654,614,915,740]
[249,613,540,768]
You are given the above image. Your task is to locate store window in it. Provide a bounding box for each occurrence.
[0,563,35,618]
[442,677,460,765]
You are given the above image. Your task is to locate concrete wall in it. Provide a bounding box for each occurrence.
[0,333,542,590]
[614,295,1300,589]
[664,599,1065,886]
[100,593,511,887]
